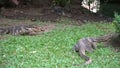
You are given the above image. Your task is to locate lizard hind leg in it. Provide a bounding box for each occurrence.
[84,58,92,65]
[73,49,92,66]
[79,49,92,65]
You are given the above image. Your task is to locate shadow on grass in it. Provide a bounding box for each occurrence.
[105,33,120,52]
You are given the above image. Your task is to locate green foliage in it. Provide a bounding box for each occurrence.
[113,13,120,33]
[0,0,2,2]
[0,0,13,7]
[0,0,5,5]
[100,0,119,3]
[100,4,120,17]
[52,0,70,7]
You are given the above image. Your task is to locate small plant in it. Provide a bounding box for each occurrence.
[113,13,120,33]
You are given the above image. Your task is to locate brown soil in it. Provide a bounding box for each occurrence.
[0,17,56,37]
[0,5,112,22]
[0,0,113,29]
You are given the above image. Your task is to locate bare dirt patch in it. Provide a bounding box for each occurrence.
[0,18,35,28]
[0,5,112,23]
[0,18,56,36]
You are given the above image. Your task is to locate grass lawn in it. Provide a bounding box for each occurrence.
[0,19,120,68]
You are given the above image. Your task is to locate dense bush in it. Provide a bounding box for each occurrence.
[0,0,5,5]
[52,0,70,7]
[113,13,120,33]
[100,0,120,3]
[0,0,14,7]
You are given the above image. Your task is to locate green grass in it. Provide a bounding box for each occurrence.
[0,20,120,68]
